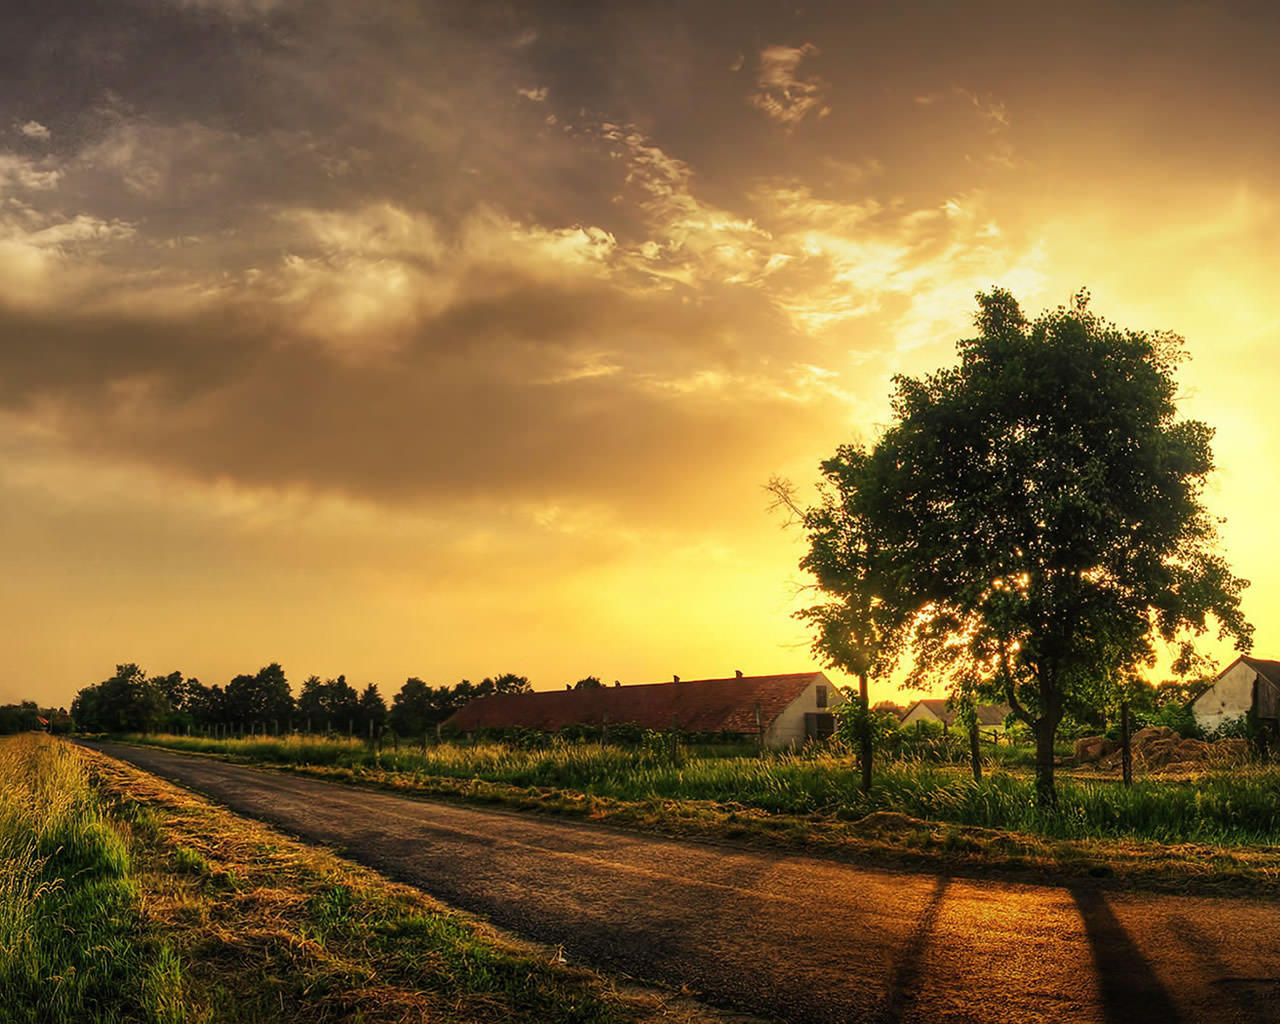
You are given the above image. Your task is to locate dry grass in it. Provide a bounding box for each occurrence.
[80,746,756,1024]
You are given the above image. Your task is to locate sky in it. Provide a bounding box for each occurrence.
[4,0,1280,709]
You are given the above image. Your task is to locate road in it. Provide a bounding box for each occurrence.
[84,741,1280,1024]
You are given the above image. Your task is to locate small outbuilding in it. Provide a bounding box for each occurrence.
[1190,656,1280,734]
[899,699,1010,733]
[444,671,845,747]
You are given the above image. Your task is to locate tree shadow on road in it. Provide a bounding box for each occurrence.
[880,874,949,1023]
[1071,887,1182,1024]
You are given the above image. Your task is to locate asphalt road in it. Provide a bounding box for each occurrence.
[84,741,1280,1024]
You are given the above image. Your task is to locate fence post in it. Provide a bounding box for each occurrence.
[968,718,981,782]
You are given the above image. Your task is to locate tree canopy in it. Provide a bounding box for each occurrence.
[794,288,1252,802]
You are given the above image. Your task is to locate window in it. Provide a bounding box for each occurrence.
[804,712,835,740]
[816,685,827,708]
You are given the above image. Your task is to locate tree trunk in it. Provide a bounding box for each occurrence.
[1034,717,1057,807]
[1120,701,1132,787]
[969,718,981,782]
[859,673,872,795]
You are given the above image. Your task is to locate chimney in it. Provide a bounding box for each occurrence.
[673,674,680,683]
[735,669,743,678]
[614,680,621,687]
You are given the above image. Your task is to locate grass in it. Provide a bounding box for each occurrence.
[77,743,735,1024]
[116,732,1280,845]
[0,733,190,1023]
[97,732,1280,896]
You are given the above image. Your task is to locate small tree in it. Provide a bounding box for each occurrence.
[770,475,903,794]
[358,683,388,735]
[792,288,1252,805]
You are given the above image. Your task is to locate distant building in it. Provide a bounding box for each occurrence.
[872,700,906,719]
[899,699,1010,732]
[1190,657,1280,734]
[445,671,845,747]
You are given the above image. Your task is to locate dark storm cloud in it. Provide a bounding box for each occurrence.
[0,272,836,516]
[5,0,1278,522]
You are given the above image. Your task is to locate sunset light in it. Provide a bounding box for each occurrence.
[6,5,1272,711]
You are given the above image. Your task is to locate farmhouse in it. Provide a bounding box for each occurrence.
[445,671,845,747]
[1190,656,1280,734]
[899,699,1010,732]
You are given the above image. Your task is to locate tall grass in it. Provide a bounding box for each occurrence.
[125,732,1280,845]
[0,734,187,1023]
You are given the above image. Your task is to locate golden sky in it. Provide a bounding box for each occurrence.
[4,1,1278,708]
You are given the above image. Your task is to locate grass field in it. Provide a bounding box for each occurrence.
[117,732,1280,846]
[0,733,187,1023]
[2,736,736,1024]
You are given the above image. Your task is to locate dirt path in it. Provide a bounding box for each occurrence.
[83,741,1280,1024]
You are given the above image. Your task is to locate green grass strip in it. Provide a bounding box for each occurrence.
[0,734,190,1024]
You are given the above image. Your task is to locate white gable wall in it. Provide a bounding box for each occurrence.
[900,703,946,727]
[1192,660,1255,734]
[765,676,846,747]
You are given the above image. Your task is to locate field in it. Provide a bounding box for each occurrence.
[0,734,732,1024]
[115,731,1280,847]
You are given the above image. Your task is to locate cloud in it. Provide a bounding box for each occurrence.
[0,153,61,191]
[165,0,287,19]
[749,44,830,126]
[17,120,50,140]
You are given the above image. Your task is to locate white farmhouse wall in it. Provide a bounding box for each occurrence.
[765,677,846,747]
[1192,660,1255,733]
[900,704,945,728]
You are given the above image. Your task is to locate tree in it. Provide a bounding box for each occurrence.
[390,677,434,736]
[71,663,169,733]
[186,681,226,729]
[224,663,295,730]
[358,683,387,735]
[572,676,603,690]
[298,675,359,732]
[794,288,1252,804]
[483,673,532,695]
[770,475,900,794]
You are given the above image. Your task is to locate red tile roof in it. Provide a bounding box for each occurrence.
[445,672,830,734]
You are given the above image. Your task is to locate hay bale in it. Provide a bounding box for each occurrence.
[1131,725,1179,750]
[1073,735,1118,763]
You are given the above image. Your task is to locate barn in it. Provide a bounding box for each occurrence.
[444,671,845,747]
[1190,656,1280,734]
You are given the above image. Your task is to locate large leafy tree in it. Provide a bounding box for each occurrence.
[797,289,1252,803]
[71,663,169,733]
[389,677,434,736]
[298,674,360,731]
[224,663,295,727]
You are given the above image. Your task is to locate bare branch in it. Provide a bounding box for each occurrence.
[764,475,804,527]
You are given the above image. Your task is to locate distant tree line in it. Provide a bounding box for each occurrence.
[70,663,533,737]
[0,701,71,735]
